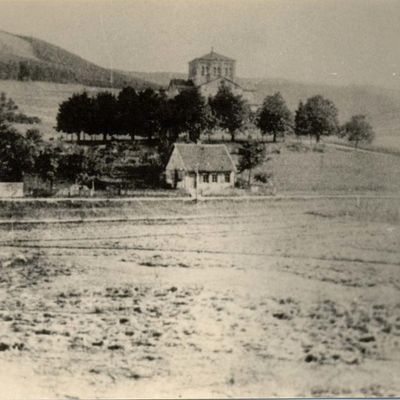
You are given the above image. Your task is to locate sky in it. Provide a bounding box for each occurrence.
[1,0,400,88]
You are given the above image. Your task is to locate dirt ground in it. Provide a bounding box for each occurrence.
[0,198,399,398]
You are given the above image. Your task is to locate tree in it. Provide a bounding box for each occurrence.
[0,125,37,181]
[294,95,339,142]
[238,141,266,185]
[341,115,375,148]
[117,86,140,138]
[173,88,210,142]
[209,84,248,141]
[294,101,309,138]
[90,92,119,142]
[137,88,163,141]
[257,92,292,143]
[34,143,63,189]
[56,92,93,142]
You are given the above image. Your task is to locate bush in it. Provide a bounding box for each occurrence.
[254,172,273,184]
[235,176,249,189]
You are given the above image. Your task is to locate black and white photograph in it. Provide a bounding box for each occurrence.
[0,0,399,397]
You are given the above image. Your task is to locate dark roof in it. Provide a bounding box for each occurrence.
[168,79,194,89]
[169,79,193,86]
[190,51,235,63]
[175,144,236,172]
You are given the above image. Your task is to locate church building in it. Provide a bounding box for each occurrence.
[167,49,255,107]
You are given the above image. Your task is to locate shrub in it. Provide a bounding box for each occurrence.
[235,176,249,189]
[254,172,273,184]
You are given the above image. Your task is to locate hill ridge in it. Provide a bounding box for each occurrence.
[0,30,157,89]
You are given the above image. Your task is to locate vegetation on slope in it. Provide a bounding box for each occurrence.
[0,31,156,89]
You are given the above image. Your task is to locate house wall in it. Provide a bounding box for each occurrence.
[165,148,185,188]
[0,182,24,198]
[167,169,235,195]
[196,171,235,195]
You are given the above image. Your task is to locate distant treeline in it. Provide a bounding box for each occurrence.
[0,59,155,89]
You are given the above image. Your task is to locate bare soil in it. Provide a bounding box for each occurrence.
[0,198,399,398]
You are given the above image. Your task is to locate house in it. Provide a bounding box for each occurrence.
[165,143,236,195]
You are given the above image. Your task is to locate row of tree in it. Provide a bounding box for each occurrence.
[57,85,250,145]
[258,92,374,146]
[57,85,375,148]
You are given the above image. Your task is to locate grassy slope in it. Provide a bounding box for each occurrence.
[0,80,118,138]
[223,141,400,194]
[270,146,400,193]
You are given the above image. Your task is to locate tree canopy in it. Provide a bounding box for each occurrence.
[0,125,38,181]
[56,92,93,141]
[294,95,339,142]
[257,92,292,142]
[238,141,266,185]
[209,84,248,141]
[341,115,375,148]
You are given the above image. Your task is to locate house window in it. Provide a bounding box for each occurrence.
[217,66,221,76]
[212,173,218,183]
[213,67,217,75]
[203,173,209,183]
[201,66,205,75]
[224,172,231,183]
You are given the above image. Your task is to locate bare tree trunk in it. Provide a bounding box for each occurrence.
[248,169,252,186]
[230,131,235,142]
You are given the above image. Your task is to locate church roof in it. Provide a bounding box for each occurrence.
[171,144,236,172]
[197,76,242,89]
[190,50,235,63]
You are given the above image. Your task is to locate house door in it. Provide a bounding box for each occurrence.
[187,174,196,189]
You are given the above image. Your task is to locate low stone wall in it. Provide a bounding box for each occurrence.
[0,182,24,198]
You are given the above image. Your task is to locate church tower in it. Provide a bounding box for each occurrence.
[188,49,236,86]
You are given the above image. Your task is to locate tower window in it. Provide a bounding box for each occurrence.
[217,66,221,76]
[213,67,217,75]
[201,66,205,75]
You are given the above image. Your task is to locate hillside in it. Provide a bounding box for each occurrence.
[0,80,119,139]
[0,31,156,89]
[0,29,399,150]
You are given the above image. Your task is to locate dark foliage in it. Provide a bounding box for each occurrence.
[209,84,249,141]
[257,92,293,142]
[294,95,339,142]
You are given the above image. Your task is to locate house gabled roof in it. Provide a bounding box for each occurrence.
[172,144,236,172]
[190,50,235,63]
[168,79,194,91]
[198,76,242,89]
